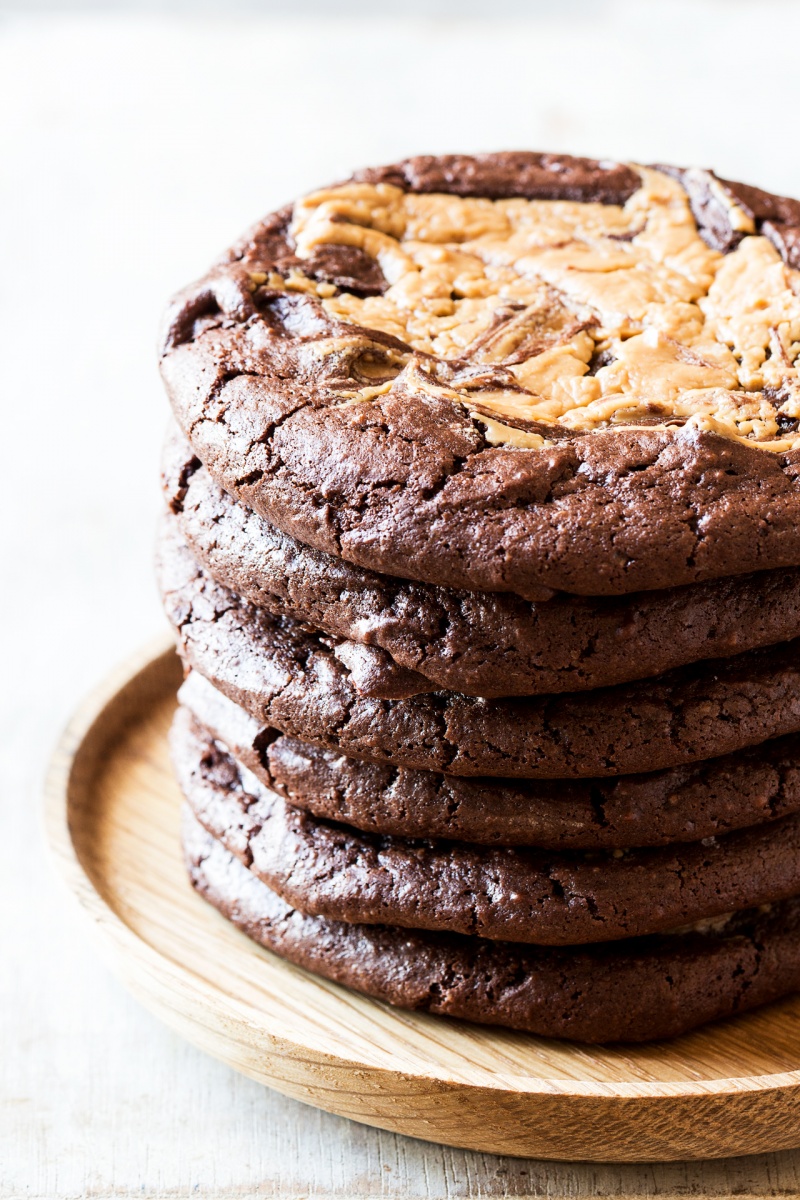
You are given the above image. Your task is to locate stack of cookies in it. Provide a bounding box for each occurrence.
[157,152,800,1043]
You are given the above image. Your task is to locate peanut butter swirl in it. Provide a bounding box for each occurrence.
[275,167,800,451]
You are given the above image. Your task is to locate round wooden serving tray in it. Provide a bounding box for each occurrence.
[44,639,800,1161]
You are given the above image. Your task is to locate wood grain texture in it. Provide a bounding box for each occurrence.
[43,639,800,1164]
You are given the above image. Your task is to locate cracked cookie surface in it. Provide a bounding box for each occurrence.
[179,670,800,850]
[173,705,800,945]
[158,515,800,779]
[160,151,800,597]
[164,423,800,696]
[183,807,800,1042]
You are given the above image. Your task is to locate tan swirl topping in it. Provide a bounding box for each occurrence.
[283,168,800,450]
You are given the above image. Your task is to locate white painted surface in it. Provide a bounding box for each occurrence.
[3,5,800,1194]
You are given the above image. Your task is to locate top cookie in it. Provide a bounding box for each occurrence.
[160,152,800,598]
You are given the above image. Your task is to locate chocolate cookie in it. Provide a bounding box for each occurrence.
[160,152,800,600]
[164,425,800,697]
[184,809,800,1043]
[180,670,800,850]
[173,706,800,946]
[159,517,800,778]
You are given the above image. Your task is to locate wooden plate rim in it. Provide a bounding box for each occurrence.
[42,637,800,1104]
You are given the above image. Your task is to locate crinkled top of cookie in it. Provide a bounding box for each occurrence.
[160,153,800,597]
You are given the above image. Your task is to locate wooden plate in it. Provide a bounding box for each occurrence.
[44,640,800,1162]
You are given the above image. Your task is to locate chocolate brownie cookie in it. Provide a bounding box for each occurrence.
[173,707,800,945]
[164,426,800,697]
[180,670,800,850]
[159,517,800,778]
[184,809,800,1042]
[160,153,800,600]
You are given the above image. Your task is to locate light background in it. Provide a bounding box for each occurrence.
[4,3,800,1195]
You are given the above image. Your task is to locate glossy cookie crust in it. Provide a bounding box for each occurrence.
[164,424,800,697]
[159,517,800,779]
[173,706,800,946]
[184,809,800,1043]
[179,670,800,851]
[160,152,800,599]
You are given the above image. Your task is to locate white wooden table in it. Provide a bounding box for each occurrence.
[4,6,800,1194]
